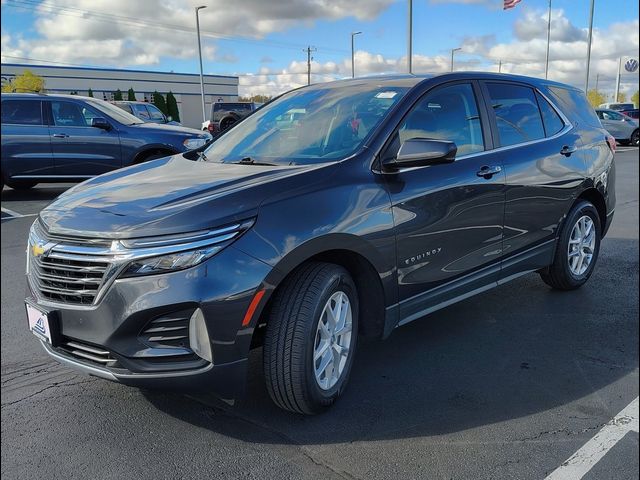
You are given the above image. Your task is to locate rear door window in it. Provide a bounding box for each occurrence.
[486,83,545,147]
[1,99,44,125]
[535,92,565,137]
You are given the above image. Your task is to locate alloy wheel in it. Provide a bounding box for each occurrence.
[567,215,596,276]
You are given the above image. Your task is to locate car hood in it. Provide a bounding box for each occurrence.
[129,122,204,136]
[40,156,321,239]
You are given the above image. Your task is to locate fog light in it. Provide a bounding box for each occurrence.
[189,308,213,363]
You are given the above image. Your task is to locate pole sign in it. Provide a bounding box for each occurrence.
[624,58,639,73]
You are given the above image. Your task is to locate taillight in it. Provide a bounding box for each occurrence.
[606,135,616,153]
[207,123,215,133]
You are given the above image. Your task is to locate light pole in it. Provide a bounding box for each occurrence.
[407,0,413,74]
[584,0,595,92]
[544,0,551,79]
[195,5,207,124]
[351,31,362,78]
[451,47,462,72]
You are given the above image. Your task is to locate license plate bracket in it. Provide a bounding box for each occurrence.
[26,302,61,346]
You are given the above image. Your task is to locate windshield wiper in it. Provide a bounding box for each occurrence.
[235,157,277,166]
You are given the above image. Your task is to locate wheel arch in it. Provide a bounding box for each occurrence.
[131,145,179,165]
[576,187,607,232]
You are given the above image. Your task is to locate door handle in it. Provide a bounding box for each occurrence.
[560,145,577,156]
[476,165,502,179]
[52,133,69,138]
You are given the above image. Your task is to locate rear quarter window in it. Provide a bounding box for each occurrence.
[548,86,601,128]
[535,92,565,137]
[1,99,44,125]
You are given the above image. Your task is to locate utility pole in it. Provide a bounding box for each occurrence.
[595,73,599,92]
[407,0,413,73]
[451,47,461,72]
[351,32,362,78]
[195,5,207,124]
[614,57,622,102]
[498,60,502,73]
[304,46,316,86]
[584,0,595,91]
[545,0,551,79]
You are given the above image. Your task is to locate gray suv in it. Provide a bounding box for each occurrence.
[595,108,639,146]
[1,93,210,190]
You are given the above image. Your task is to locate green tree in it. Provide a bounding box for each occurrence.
[166,91,180,122]
[1,70,45,93]
[239,94,272,103]
[113,89,123,101]
[87,88,94,97]
[632,90,639,108]
[152,91,168,115]
[586,89,606,108]
[127,88,136,101]
[616,92,627,103]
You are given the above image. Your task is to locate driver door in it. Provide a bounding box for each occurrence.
[381,81,506,325]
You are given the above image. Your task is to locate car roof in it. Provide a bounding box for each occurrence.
[1,92,96,101]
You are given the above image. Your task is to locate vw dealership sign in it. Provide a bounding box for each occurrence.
[624,58,639,73]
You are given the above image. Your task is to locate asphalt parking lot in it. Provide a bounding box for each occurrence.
[1,148,638,480]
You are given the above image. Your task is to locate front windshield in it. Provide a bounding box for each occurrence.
[86,98,144,125]
[204,84,409,164]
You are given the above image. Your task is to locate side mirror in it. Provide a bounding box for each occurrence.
[166,116,173,122]
[383,138,457,170]
[91,117,111,130]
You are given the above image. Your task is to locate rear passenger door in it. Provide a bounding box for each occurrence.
[47,100,122,177]
[382,81,506,324]
[479,81,586,279]
[0,98,53,178]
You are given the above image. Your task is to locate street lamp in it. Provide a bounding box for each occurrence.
[195,5,207,124]
[451,47,462,72]
[351,31,362,78]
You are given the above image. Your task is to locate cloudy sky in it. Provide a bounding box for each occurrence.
[1,0,638,98]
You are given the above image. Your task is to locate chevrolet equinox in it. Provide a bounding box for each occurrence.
[25,73,616,414]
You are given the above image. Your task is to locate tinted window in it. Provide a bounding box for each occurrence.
[549,86,601,128]
[536,92,565,137]
[1,100,43,125]
[132,104,151,120]
[214,103,252,112]
[487,83,545,147]
[398,83,484,156]
[51,101,88,127]
[146,104,166,121]
[602,111,624,121]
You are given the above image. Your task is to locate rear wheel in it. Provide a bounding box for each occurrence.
[219,117,236,131]
[540,200,601,290]
[263,262,359,414]
[631,129,639,147]
[5,180,37,191]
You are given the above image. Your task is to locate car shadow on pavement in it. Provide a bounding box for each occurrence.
[1,185,71,203]
[142,237,638,445]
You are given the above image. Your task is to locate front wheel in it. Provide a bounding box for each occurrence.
[263,262,359,414]
[540,200,601,290]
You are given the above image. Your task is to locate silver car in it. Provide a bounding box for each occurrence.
[595,109,639,146]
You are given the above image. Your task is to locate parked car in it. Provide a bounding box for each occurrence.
[112,100,181,125]
[598,102,636,111]
[202,102,260,133]
[595,108,639,146]
[25,73,616,414]
[621,108,639,120]
[1,93,211,190]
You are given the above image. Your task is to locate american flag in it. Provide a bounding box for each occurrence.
[503,0,522,10]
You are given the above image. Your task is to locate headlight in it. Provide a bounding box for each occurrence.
[183,135,210,150]
[119,219,253,278]
[121,245,222,277]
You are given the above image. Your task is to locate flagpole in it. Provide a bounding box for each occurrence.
[544,0,551,79]
[584,0,595,92]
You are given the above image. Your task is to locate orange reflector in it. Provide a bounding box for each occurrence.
[242,289,265,327]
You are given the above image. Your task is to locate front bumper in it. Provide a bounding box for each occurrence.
[27,245,272,399]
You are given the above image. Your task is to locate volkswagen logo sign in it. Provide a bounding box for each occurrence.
[624,58,639,73]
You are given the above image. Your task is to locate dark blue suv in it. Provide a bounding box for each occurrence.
[1,93,211,190]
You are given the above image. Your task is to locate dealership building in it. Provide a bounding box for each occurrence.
[0,63,239,129]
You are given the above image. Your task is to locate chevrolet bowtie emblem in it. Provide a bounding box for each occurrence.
[31,243,46,257]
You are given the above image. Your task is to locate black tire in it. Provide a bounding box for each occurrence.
[219,117,236,131]
[5,180,37,190]
[631,129,639,147]
[540,200,601,290]
[263,262,359,415]
[135,150,172,164]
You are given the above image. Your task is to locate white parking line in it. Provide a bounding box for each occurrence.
[0,207,37,219]
[545,396,639,480]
